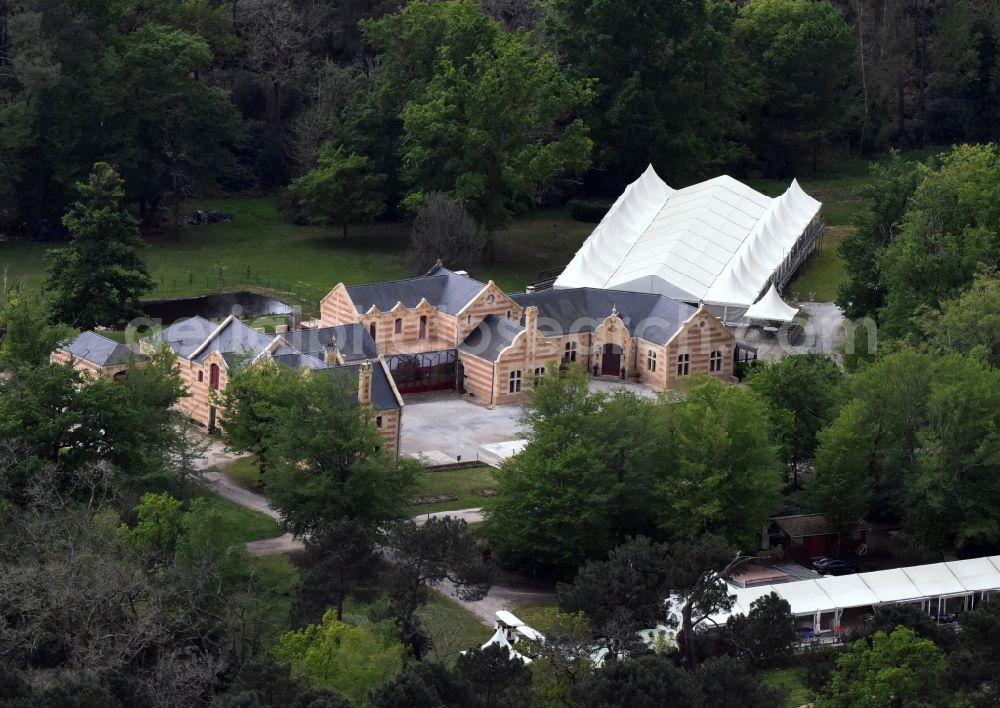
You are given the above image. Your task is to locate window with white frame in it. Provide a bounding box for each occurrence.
[709,349,723,372]
[533,366,546,385]
[564,341,577,362]
[677,353,690,376]
[647,349,657,372]
[509,370,522,393]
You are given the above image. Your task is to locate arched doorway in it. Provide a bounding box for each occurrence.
[601,343,623,376]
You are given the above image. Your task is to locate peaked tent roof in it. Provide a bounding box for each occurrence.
[744,283,799,322]
[555,166,821,307]
[481,627,532,664]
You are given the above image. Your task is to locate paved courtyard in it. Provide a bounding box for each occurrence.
[399,392,525,465]
[399,379,659,465]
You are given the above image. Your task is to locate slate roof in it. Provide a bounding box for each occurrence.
[772,514,869,538]
[321,361,401,410]
[283,324,378,363]
[458,315,524,361]
[345,265,486,315]
[270,351,331,371]
[61,331,142,367]
[511,288,697,344]
[191,318,274,365]
[149,316,218,358]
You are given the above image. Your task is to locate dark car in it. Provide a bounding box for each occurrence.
[813,557,856,575]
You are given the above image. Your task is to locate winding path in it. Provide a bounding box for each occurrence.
[193,440,553,623]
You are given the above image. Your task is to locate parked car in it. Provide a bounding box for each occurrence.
[813,557,856,575]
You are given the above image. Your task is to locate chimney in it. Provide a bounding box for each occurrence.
[525,306,539,334]
[324,332,338,365]
[358,361,373,405]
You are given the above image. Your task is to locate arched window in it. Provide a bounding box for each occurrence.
[419,315,428,339]
[209,363,221,390]
[647,350,657,372]
[394,318,402,335]
[369,322,377,341]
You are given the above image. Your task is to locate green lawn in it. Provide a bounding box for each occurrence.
[0,199,592,315]
[192,489,284,543]
[405,466,497,515]
[509,599,560,631]
[342,587,491,666]
[787,225,850,302]
[417,589,493,664]
[224,456,264,492]
[761,667,814,708]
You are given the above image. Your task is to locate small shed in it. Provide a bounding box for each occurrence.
[767,514,869,563]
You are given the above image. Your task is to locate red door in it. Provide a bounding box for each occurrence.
[209,363,220,390]
[601,344,622,376]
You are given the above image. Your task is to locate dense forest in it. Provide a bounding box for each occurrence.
[3,0,1000,235]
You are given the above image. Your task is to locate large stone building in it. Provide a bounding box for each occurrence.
[52,316,404,456]
[318,263,737,406]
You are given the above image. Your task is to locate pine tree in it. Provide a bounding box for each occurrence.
[46,162,154,328]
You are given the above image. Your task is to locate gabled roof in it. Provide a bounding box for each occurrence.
[511,288,697,344]
[283,324,378,363]
[148,316,218,358]
[60,331,142,367]
[190,317,274,365]
[458,315,523,361]
[345,264,486,315]
[270,349,331,371]
[325,361,401,410]
[148,316,274,365]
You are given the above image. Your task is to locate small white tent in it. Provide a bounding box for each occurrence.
[743,283,800,323]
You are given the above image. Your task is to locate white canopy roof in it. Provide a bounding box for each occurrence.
[555,167,821,308]
[708,555,1000,623]
[481,627,532,664]
[743,283,800,322]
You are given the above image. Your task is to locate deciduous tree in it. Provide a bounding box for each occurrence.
[289,144,385,240]
[818,627,948,708]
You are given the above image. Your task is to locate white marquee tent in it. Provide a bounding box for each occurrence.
[700,555,1000,635]
[555,166,822,322]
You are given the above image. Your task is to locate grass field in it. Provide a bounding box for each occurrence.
[405,466,497,515]
[1,151,945,312]
[342,587,491,665]
[192,489,285,543]
[224,457,497,517]
[787,225,850,302]
[0,200,592,315]
[224,456,264,492]
[761,667,814,707]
